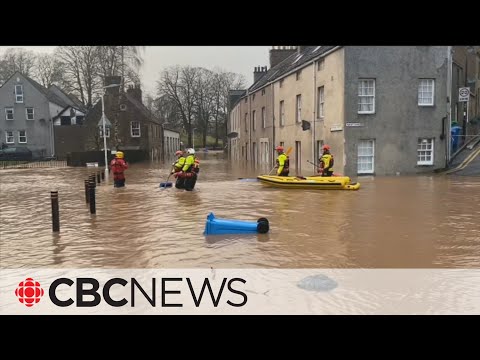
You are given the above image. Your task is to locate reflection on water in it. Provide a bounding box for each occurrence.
[1,152,480,268]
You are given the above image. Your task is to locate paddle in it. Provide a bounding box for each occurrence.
[159,166,175,188]
[268,146,292,175]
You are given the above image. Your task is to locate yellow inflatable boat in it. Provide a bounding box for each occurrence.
[256,175,360,190]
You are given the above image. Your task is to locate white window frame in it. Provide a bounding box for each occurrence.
[317,86,325,118]
[418,79,435,106]
[357,140,375,174]
[417,138,434,165]
[280,100,285,127]
[130,121,141,137]
[262,107,266,129]
[26,107,34,120]
[99,126,111,138]
[358,79,375,114]
[18,130,27,144]
[244,113,248,132]
[15,85,24,103]
[296,94,302,123]
[6,131,14,144]
[5,108,14,120]
[252,110,256,131]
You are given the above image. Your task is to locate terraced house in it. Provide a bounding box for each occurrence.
[228,46,480,176]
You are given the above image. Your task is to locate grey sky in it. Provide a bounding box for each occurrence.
[0,46,270,96]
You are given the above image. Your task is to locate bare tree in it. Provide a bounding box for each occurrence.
[193,68,216,148]
[157,66,200,147]
[55,46,102,108]
[96,46,145,90]
[212,69,246,147]
[33,53,66,87]
[0,48,37,85]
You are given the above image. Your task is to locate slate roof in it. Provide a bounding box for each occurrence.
[248,46,339,93]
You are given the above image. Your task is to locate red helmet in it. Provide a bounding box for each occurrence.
[175,150,183,156]
[322,145,331,151]
[275,146,284,152]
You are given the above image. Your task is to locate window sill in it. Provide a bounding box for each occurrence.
[358,112,375,115]
[416,164,434,167]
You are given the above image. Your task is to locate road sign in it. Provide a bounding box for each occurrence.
[459,87,470,102]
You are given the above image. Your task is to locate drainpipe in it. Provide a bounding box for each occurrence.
[271,82,275,167]
[312,60,317,173]
[446,46,453,165]
[248,89,251,162]
[50,117,55,157]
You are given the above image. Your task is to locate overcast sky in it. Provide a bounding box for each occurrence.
[0,46,270,95]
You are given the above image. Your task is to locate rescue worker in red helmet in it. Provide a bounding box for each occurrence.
[172,150,187,189]
[176,148,198,191]
[172,150,186,174]
[319,145,334,177]
[275,145,289,176]
[109,151,128,187]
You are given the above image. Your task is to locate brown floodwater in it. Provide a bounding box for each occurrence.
[1,152,479,269]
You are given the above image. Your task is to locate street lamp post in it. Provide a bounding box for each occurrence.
[192,128,196,150]
[102,83,121,179]
[462,46,475,145]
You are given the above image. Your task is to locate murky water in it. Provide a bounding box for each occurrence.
[1,152,479,269]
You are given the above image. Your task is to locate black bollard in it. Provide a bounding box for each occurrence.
[84,179,90,204]
[51,191,60,232]
[97,172,101,184]
[101,171,105,181]
[89,175,96,188]
[89,180,96,214]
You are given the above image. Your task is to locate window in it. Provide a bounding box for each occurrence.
[244,113,248,132]
[6,131,14,144]
[418,79,435,106]
[262,107,266,129]
[60,116,71,126]
[252,110,256,131]
[262,89,265,96]
[358,79,375,114]
[99,126,111,138]
[296,94,302,123]
[131,121,141,137]
[280,101,285,127]
[317,86,325,118]
[5,108,14,120]
[26,108,34,120]
[244,98,247,103]
[280,79,284,88]
[357,140,375,174]
[252,94,256,101]
[15,85,23,103]
[18,130,27,143]
[317,58,325,71]
[417,138,434,165]
[280,141,285,148]
[296,71,301,81]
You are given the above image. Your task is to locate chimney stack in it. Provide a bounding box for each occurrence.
[126,83,143,103]
[269,46,297,68]
[253,65,268,83]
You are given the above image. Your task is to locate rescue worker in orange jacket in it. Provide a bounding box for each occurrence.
[109,151,128,187]
[175,148,198,191]
[319,145,334,177]
[275,145,289,176]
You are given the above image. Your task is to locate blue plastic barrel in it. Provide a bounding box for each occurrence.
[203,212,269,235]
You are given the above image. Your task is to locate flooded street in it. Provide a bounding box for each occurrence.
[1,153,479,269]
